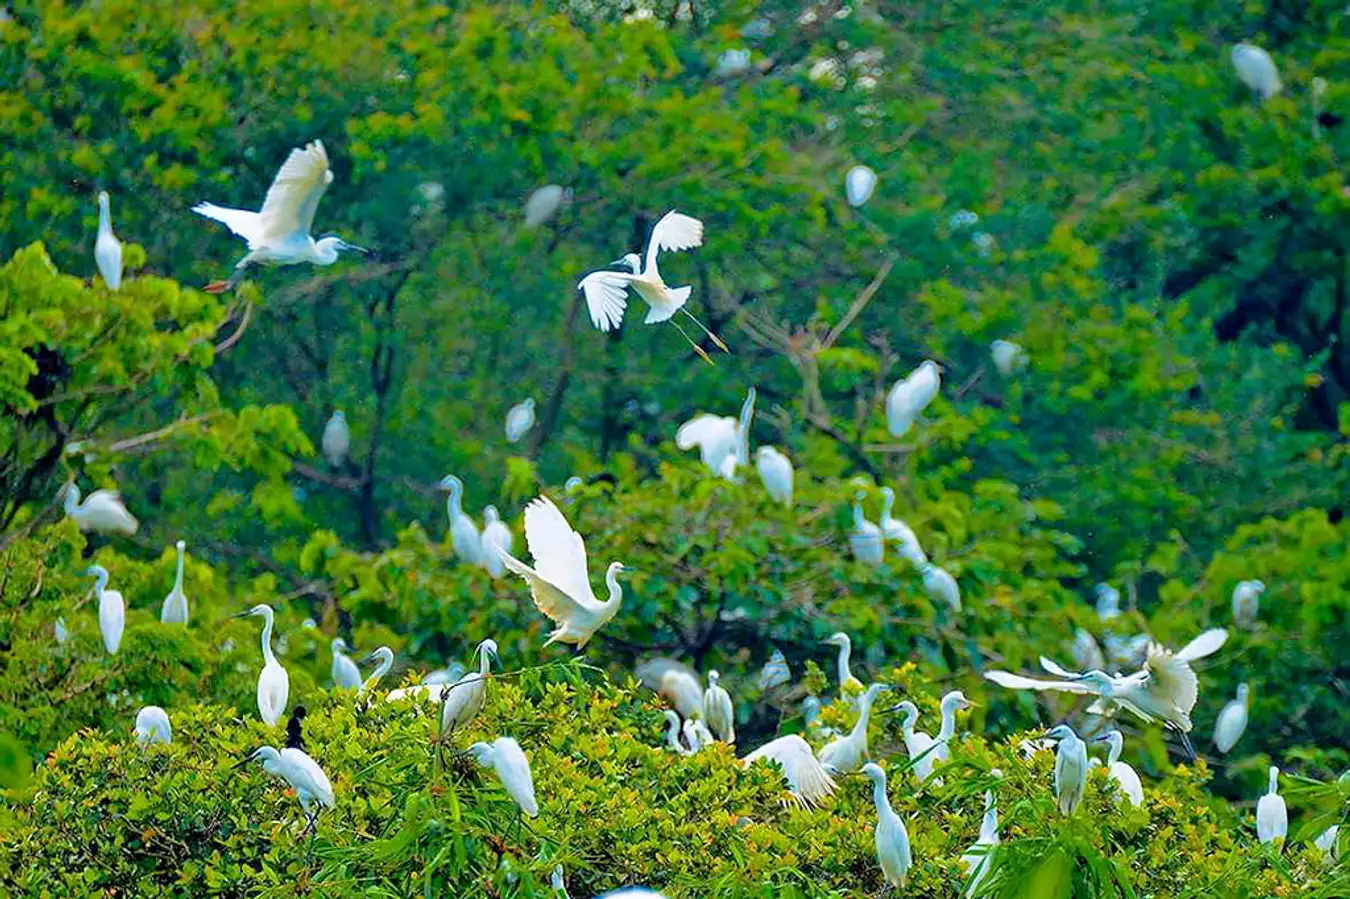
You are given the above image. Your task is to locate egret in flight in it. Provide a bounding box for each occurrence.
[849,492,884,566]
[577,210,727,361]
[1046,724,1088,816]
[160,540,189,625]
[1231,580,1266,629]
[322,411,350,468]
[879,487,926,565]
[94,191,123,290]
[702,671,736,744]
[742,735,837,808]
[1213,683,1250,754]
[1093,730,1144,807]
[1256,766,1287,845]
[676,388,756,479]
[860,763,911,887]
[234,604,290,726]
[500,495,630,649]
[64,483,138,535]
[330,638,362,690]
[1232,42,1281,101]
[135,706,172,745]
[479,506,513,579]
[886,360,941,437]
[755,446,794,506]
[238,745,334,831]
[505,398,536,444]
[469,737,539,817]
[87,565,124,655]
[818,683,891,773]
[438,476,482,565]
[194,139,367,293]
[822,632,865,698]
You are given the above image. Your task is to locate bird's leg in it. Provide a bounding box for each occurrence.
[204,263,249,295]
[668,320,715,365]
[680,306,730,352]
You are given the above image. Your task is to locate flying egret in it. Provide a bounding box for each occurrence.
[234,604,290,726]
[845,165,878,208]
[885,360,941,437]
[358,646,395,696]
[663,710,694,755]
[676,388,756,479]
[849,493,884,566]
[742,735,837,808]
[505,399,536,444]
[922,563,962,613]
[860,763,911,887]
[94,191,123,290]
[1094,583,1121,620]
[1047,724,1088,816]
[438,476,482,565]
[523,185,568,228]
[160,540,189,625]
[702,671,736,744]
[990,339,1026,376]
[86,566,125,655]
[479,506,513,579]
[961,785,1000,896]
[818,683,891,773]
[469,737,539,817]
[194,139,367,293]
[437,639,497,740]
[894,701,939,784]
[1232,42,1281,101]
[1214,683,1250,754]
[238,745,334,830]
[879,487,926,565]
[1256,766,1287,845]
[576,210,727,361]
[134,706,172,745]
[757,648,791,691]
[499,495,629,649]
[637,659,705,721]
[331,638,362,690]
[54,617,68,646]
[1231,580,1266,629]
[754,446,794,506]
[322,411,350,468]
[932,690,977,765]
[1093,730,1144,807]
[822,632,865,698]
[64,483,138,535]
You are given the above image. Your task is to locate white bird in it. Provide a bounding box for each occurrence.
[818,683,890,774]
[160,540,189,624]
[357,646,394,695]
[1047,724,1088,816]
[683,715,715,751]
[194,139,367,293]
[1094,583,1121,621]
[64,483,138,535]
[754,446,794,506]
[663,710,694,755]
[932,690,976,765]
[961,786,1000,896]
[860,763,911,887]
[239,745,334,827]
[894,701,939,784]
[878,487,926,565]
[86,566,125,655]
[1093,730,1144,807]
[54,617,69,646]
[499,495,629,649]
[1071,629,1106,672]
[1214,683,1250,754]
[437,639,497,739]
[1315,824,1340,859]
[1231,580,1266,629]
[479,506,513,579]
[990,339,1026,376]
[505,398,536,444]
[757,648,791,691]
[742,734,837,808]
[134,706,172,745]
[922,563,962,613]
[322,411,350,468]
[702,671,736,744]
[845,165,878,208]
[234,604,289,726]
[849,492,884,566]
[438,475,482,565]
[469,737,538,817]
[885,360,941,437]
[94,191,123,290]
[637,659,705,721]
[576,210,727,360]
[822,632,865,697]
[1256,766,1288,845]
[676,388,756,479]
[1232,42,1282,101]
[330,638,362,690]
[523,185,568,228]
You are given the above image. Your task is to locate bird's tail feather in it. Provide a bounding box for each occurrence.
[645,285,692,323]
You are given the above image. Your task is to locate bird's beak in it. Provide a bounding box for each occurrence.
[964,700,980,709]
[358,652,379,665]
[232,753,255,770]
[342,241,371,256]
[609,258,627,267]
[231,610,253,619]
[618,565,635,573]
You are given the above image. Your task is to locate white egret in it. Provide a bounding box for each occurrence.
[1232,42,1281,101]
[1315,824,1340,859]
[663,710,694,755]
[330,638,362,690]
[499,495,629,649]
[1214,683,1250,754]
[676,388,756,479]
[86,566,125,655]
[818,683,890,773]
[1094,583,1121,621]
[438,475,482,565]
[822,632,865,697]
[64,483,138,535]
[234,604,289,726]
[358,646,395,695]
[845,165,878,208]
[742,734,837,808]
[1256,766,1287,845]
[754,446,794,506]
[54,617,68,646]
[922,563,962,613]
[932,690,977,765]
[714,48,752,78]
[860,763,911,887]
[238,745,335,829]
[757,648,791,691]
[1047,724,1088,816]
[94,191,123,290]
[480,506,513,579]
[134,706,172,746]
[505,398,536,444]
[576,210,727,360]
[1231,580,1266,629]
[437,639,497,739]
[894,701,939,784]
[885,360,941,437]
[684,715,715,751]
[849,492,884,566]
[160,540,189,625]
[878,487,926,565]
[194,139,367,293]
[990,339,1026,376]
[961,785,1000,896]
[523,185,567,228]
[1093,730,1144,807]
[321,411,350,468]
[801,694,823,731]
[702,671,736,744]
[637,659,704,721]
[469,737,538,817]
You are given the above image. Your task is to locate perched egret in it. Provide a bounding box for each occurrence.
[676,388,756,479]
[438,475,482,565]
[1231,580,1266,629]
[757,648,791,691]
[879,487,926,565]
[822,632,865,698]
[714,48,752,78]
[637,659,704,721]
[1214,683,1250,754]
[358,646,395,695]
[469,737,538,817]
[990,339,1026,376]
[755,446,794,506]
[702,671,736,744]
[234,604,290,726]
[801,694,823,730]
[479,506,513,579]
[1094,583,1121,621]
[845,165,878,208]
[1047,724,1088,816]
[194,139,367,293]
[54,617,68,646]
[438,639,497,739]
[684,715,715,751]
[331,638,363,690]
[86,566,125,655]
[1232,42,1282,101]
[576,210,727,360]
[285,705,308,751]
[885,360,941,437]
[1315,824,1340,859]
[523,185,568,228]
[742,735,837,808]
[663,710,694,755]
[818,683,891,773]
[894,701,939,784]
[505,398,536,444]
[499,495,629,649]
[94,191,123,290]
[1093,730,1144,807]
[860,763,911,887]
[64,483,138,535]
[932,690,977,765]
[238,745,334,829]
[922,563,962,613]
[1256,766,1288,845]
[961,785,1000,896]
[849,493,884,566]
[134,706,172,746]
[160,540,189,625]
[322,411,350,468]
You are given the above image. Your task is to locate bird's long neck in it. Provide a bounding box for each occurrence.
[447,483,462,518]
[260,610,278,666]
[603,567,624,610]
[478,649,492,676]
[980,794,998,841]
[665,714,681,750]
[937,702,958,742]
[836,640,852,684]
[64,486,80,514]
[173,545,185,591]
[98,196,111,235]
[91,569,108,595]
[881,490,894,522]
[1268,769,1279,795]
[1107,735,1122,765]
[900,710,917,741]
[870,777,891,815]
[374,654,393,682]
[851,689,877,738]
[852,502,866,530]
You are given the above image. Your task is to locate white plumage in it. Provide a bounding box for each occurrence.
[160,540,189,625]
[637,658,704,721]
[1094,730,1144,807]
[134,706,172,745]
[330,638,362,690]
[861,763,911,887]
[322,411,350,467]
[885,360,941,437]
[64,484,138,535]
[742,734,837,808]
[961,786,1000,896]
[663,710,694,755]
[1047,724,1088,816]
[1256,766,1288,845]
[243,745,335,823]
[94,191,123,290]
[87,565,125,655]
[523,185,567,228]
[817,683,890,773]
[1232,42,1282,101]
[432,639,497,738]
[931,690,975,766]
[702,671,736,744]
[845,165,878,208]
[439,475,482,565]
[1231,579,1266,629]
[1094,582,1121,621]
[754,446,794,506]
[878,487,926,565]
[848,492,884,566]
[479,506,513,579]
[469,737,538,817]
[895,701,939,785]
[922,563,962,613]
[357,646,394,695]
[822,632,864,696]
[235,604,289,726]
[505,398,536,444]
[990,339,1026,376]
[676,388,755,479]
[1213,683,1250,754]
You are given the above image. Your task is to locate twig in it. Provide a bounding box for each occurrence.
[213,300,254,354]
[106,415,214,455]
[821,254,898,350]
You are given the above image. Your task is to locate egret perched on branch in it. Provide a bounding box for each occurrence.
[886,360,941,437]
[1094,583,1121,621]
[438,475,482,565]
[94,191,123,290]
[663,710,694,755]
[849,493,884,566]
[237,745,334,831]
[962,782,1000,896]
[64,483,138,535]
[439,639,497,739]
[818,683,891,773]
[702,671,736,744]
[922,563,962,613]
[1316,824,1340,859]
[500,495,630,649]
[331,638,362,690]
[1256,766,1287,845]
[676,388,756,479]
[322,411,349,468]
[577,210,727,361]
[480,506,513,579]
[135,706,172,745]
[990,339,1026,376]
[1093,730,1144,807]
[742,735,837,808]
[469,737,539,817]
[879,487,926,565]
[932,690,976,765]
[234,604,290,726]
[1046,724,1088,815]
[637,658,704,721]
[194,139,368,293]
[505,399,536,444]
[523,185,568,228]
[160,540,189,625]
[822,632,865,698]
[845,165,878,208]
[1214,683,1250,754]
[86,565,124,655]
[755,446,794,506]
[1232,42,1282,101]
[1231,580,1266,629]
[860,763,911,887]
[54,617,68,646]
[894,701,939,784]
[684,715,715,751]
[358,646,394,696]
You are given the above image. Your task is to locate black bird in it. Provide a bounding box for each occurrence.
[285,705,308,752]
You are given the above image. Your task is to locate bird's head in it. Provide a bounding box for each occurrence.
[330,410,345,421]
[886,700,919,723]
[708,670,720,687]
[608,562,633,578]
[291,705,308,722]
[315,236,370,262]
[1044,723,1076,742]
[822,632,849,649]
[1074,670,1113,693]
[1091,729,1122,749]
[483,505,499,523]
[920,359,944,375]
[437,474,462,493]
[1236,682,1250,702]
[477,638,499,664]
[234,746,277,769]
[331,637,350,653]
[611,252,642,274]
[175,539,186,552]
[84,564,108,580]
[523,397,535,410]
[359,646,393,667]
[860,762,886,785]
[942,689,976,712]
[232,603,271,620]
[466,741,494,766]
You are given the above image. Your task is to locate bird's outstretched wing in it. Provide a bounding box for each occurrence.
[1144,643,1199,715]
[1174,628,1228,663]
[1039,656,1082,678]
[645,210,704,274]
[499,550,594,631]
[193,203,265,246]
[984,671,1096,693]
[259,140,333,241]
[518,496,600,610]
[743,735,836,808]
[577,271,633,331]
